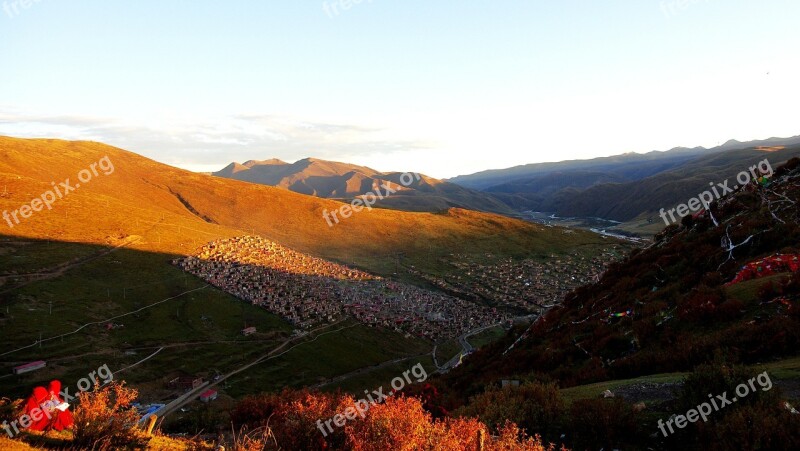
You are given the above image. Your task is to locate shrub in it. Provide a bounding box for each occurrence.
[455,382,565,441]
[231,388,352,450]
[231,390,563,450]
[715,299,744,321]
[567,398,641,450]
[346,396,559,451]
[0,397,23,425]
[489,422,559,451]
[345,396,433,451]
[757,281,779,302]
[72,381,147,451]
[694,399,800,450]
[676,363,756,412]
[774,157,800,177]
[667,362,797,449]
[181,403,222,435]
[230,426,280,451]
[786,270,800,295]
[678,286,726,324]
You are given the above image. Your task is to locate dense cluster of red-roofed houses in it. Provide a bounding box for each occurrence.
[174,236,506,340]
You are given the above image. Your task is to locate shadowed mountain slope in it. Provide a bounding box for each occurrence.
[453,136,800,223]
[442,157,800,390]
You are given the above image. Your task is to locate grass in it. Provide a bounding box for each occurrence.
[724,273,791,303]
[0,240,102,274]
[751,355,800,381]
[468,326,506,349]
[0,436,37,451]
[0,247,424,403]
[616,215,668,238]
[559,355,800,406]
[0,240,426,400]
[435,340,462,365]
[222,321,432,397]
[4,431,213,450]
[559,372,687,405]
[325,356,437,394]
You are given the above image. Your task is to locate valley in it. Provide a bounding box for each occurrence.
[4,3,800,448]
[0,137,628,439]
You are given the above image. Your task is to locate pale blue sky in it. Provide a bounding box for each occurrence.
[1,1,799,177]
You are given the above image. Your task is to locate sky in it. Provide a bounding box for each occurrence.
[1,0,799,179]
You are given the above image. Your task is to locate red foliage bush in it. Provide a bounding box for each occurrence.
[677,286,726,324]
[231,388,353,450]
[231,390,564,450]
[757,280,779,301]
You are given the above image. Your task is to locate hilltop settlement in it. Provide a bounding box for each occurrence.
[174,236,508,340]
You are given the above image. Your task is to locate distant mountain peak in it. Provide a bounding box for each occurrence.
[243,159,287,167]
[215,162,250,176]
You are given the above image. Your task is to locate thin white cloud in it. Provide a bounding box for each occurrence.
[0,108,433,173]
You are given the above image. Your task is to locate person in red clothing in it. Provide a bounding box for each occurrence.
[45,380,74,431]
[23,387,51,432]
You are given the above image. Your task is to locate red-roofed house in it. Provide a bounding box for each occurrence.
[199,389,218,403]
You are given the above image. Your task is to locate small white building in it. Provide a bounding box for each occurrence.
[242,326,257,336]
[13,361,46,375]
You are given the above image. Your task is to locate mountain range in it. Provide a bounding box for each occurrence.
[213,157,514,214]
[211,136,800,229]
[449,136,800,223]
